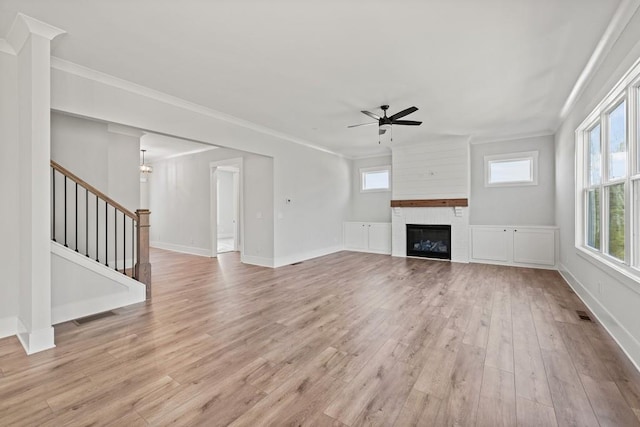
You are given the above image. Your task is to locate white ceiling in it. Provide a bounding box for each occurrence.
[0,0,621,157]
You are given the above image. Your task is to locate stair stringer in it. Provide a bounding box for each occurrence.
[51,241,146,324]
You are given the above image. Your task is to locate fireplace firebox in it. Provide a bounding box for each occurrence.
[406,224,451,260]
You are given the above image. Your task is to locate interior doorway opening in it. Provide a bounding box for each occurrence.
[210,158,243,256]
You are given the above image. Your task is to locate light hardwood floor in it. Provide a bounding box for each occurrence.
[1,249,640,426]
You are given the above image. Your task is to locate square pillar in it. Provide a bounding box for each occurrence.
[7,14,65,354]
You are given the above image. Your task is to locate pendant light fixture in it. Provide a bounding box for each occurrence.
[140,149,153,173]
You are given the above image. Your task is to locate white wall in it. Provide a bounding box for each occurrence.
[0,50,19,337]
[51,112,140,211]
[349,155,392,223]
[149,148,274,261]
[51,65,350,267]
[217,170,235,238]
[555,6,640,367]
[392,136,470,199]
[470,135,555,225]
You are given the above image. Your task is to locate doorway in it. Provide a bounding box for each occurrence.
[210,158,243,256]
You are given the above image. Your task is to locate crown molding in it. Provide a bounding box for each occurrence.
[6,13,65,54]
[348,151,393,161]
[558,0,640,124]
[50,57,346,159]
[469,130,555,145]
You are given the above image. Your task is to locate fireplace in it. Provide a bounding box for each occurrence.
[406,224,451,260]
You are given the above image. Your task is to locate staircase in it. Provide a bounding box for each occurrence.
[50,160,151,324]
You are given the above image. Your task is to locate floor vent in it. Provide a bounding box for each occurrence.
[290,261,303,266]
[73,310,116,326]
[576,310,592,322]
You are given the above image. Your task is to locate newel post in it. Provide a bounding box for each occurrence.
[135,209,152,299]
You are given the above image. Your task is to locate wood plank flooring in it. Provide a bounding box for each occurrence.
[1,249,640,426]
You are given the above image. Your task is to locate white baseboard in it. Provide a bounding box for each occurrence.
[559,263,640,373]
[469,259,557,270]
[150,241,212,257]
[52,288,146,325]
[241,254,274,268]
[273,245,343,268]
[16,318,55,355]
[0,316,17,339]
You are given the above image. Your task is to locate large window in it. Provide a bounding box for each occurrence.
[577,59,640,277]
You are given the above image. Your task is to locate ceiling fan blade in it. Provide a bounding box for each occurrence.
[379,128,387,135]
[347,122,377,128]
[391,120,422,126]
[361,110,381,120]
[389,106,418,121]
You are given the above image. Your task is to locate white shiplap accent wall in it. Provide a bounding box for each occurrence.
[391,136,470,199]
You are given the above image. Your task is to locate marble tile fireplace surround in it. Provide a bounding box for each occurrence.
[391,204,469,263]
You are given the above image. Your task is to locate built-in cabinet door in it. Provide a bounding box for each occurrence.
[513,228,555,266]
[471,227,509,262]
[368,223,391,253]
[344,222,368,250]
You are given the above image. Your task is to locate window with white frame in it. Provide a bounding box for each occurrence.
[484,151,538,187]
[360,166,391,192]
[576,57,640,277]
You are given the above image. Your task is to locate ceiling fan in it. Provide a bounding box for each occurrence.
[348,105,422,141]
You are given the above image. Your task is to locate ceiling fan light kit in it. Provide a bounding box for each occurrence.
[348,104,422,144]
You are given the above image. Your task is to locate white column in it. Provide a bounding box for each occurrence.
[7,14,65,354]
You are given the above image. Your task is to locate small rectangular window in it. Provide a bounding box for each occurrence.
[360,166,390,192]
[485,151,538,187]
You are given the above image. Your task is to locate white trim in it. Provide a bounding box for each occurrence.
[0,316,17,339]
[51,242,144,287]
[6,13,65,54]
[348,151,392,161]
[559,0,640,122]
[16,319,55,355]
[576,247,640,295]
[559,263,640,373]
[52,294,144,326]
[150,241,212,258]
[241,255,274,268]
[50,57,345,159]
[0,39,15,55]
[273,245,343,268]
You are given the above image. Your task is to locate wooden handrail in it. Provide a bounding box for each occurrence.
[50,160,138,220]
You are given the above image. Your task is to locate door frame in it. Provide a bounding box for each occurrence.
[210,157,243,257]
